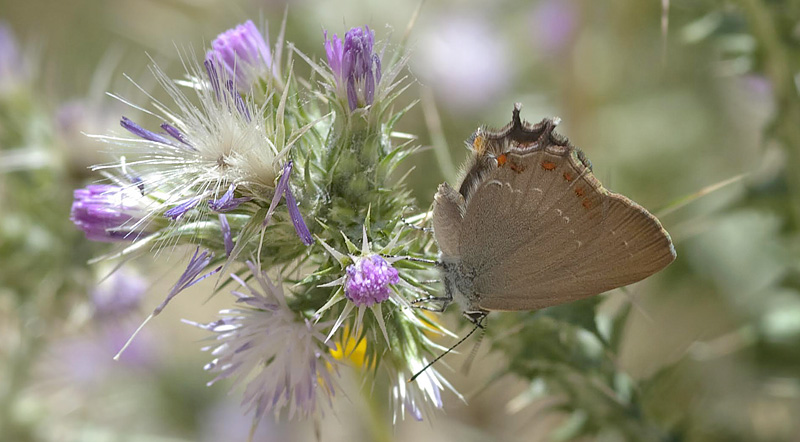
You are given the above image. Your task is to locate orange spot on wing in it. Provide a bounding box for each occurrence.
[497,154,507,166]
[582,198,593,209]
[563,171,573,182]
[509,161,525,173]
[575,187,585,197]
[541,161,557,171]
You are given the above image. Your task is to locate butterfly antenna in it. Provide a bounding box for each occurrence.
[460,325,486,375]
[409,319,484,382]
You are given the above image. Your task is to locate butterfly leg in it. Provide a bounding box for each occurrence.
[400,214,433,233]
[382,255,439,265]
[462,310,487,329]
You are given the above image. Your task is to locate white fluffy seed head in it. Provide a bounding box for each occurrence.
[91,51,288,211]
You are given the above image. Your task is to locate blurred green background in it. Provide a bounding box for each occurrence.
[1,0,799,441]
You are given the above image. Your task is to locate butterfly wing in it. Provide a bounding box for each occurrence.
[432,182,466,259]
[458,144,676,311]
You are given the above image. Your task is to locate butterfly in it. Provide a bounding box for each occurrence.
[429,103,676,324]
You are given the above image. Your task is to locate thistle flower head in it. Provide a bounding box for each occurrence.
[70,184,153,242]
[345,255,399,307]
[324,26,381,111]
[89,45,306,235]
[185,262,338,420]
[206,20,272,91]
[316,226,418,345]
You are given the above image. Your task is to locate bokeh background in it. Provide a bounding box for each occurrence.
[1,0,799,441]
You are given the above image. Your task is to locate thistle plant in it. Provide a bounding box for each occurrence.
[72,18,455,426]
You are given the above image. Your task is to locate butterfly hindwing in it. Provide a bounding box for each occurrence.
[458,143,675,311]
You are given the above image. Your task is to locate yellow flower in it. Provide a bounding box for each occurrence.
[329,326,369,369]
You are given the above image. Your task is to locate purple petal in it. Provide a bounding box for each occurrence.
[260,161,314,246]
[406,398,423,421]
[219,214,233,256]
[224,79,251,121]
[365,25,374,49]
[160,123,195,149]
[209,184,251,212]
[324,30,344,82]
[120,116,173,145]
[204,58,222,100]
[346,75,358,111]
[262,161,293,227]
[284,185,314,246]
[152,247,221,316]
[164,196,203,220]
[341,50,353,90]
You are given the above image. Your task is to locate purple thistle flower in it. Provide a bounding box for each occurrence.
[206,20,271,91]
[70,184,151,242]
[324,26,382,111]
[153,247,220,316]
[209,184,251,212]
[183,262,338,420]
[263,161,314,246]
[344,255,399,307]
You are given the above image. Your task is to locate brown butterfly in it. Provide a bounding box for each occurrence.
[430,103,676,324]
